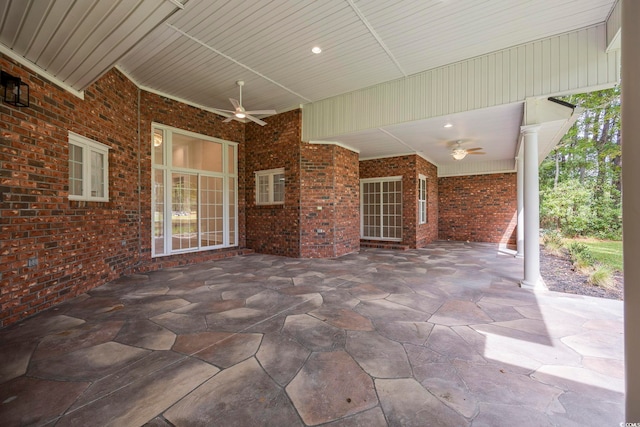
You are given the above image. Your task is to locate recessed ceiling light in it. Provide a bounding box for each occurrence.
[312,46,322,54]
[444,123,453,128]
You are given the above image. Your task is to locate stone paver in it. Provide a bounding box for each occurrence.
[346,331,412,378]
[165,358,301,427]
[376,378,470,426]
[286,351,378,425]
[0,242,625,426]
[256,333,310,385]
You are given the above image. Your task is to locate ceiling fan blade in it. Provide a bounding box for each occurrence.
[466,147,483,152]
[467,152,486,155]
[229,98,241,110]
[246,114,267,126]
[244,109,276,115]
[222,116,235,123]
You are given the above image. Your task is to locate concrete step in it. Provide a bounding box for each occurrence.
[359,240,411,251]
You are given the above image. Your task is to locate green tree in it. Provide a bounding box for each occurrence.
[539,86,621,239]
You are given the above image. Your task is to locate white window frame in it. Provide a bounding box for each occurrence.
[360,176,403,241]
[419,174,427,224]
[68,131,110,202]
[151,123,238,258]
[255,168,285,205]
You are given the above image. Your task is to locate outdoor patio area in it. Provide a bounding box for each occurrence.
[0,242,624,426]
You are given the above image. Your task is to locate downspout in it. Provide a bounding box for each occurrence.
[137,88,142,269]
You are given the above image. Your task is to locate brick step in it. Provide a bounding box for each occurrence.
[359,240,411,251]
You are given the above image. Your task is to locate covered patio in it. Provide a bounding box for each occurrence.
[0,242,624,426]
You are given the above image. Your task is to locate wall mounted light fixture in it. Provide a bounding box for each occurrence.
[1,71,29,107]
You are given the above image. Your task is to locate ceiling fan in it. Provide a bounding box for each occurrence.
[450,140,485,160]
[218,80,276,126]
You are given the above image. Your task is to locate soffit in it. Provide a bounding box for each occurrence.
[332,102,524,168]
[0,0,614,169]
[115,0,615,113]
[0,0,182,90]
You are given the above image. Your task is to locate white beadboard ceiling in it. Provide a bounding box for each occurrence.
[0,0,618,171]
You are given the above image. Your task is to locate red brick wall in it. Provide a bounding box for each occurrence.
[438,173,517,246]
[333,146,360,256]
[1,56,141,327]
[244,110,301,257]
[359,155,438,248]
[0,54,249,327]
[416,156,439,247]
[300,144,359,257]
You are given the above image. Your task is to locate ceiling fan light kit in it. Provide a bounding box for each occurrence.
[217,80,276,126]
[451,140,485,160]
[452,148,467,160]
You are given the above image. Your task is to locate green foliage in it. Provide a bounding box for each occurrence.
[542,230,565,256]
[540,180,592,236]
[576,240,623,272]
[539,86,622,239]
[566,241,595,272]
[588,265,614,288]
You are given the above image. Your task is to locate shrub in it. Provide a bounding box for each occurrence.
[588,265,614,288]
[566,241,595,273]
[542,230,565,256]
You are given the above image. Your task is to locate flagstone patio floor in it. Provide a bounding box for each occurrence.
[0,242,624,426]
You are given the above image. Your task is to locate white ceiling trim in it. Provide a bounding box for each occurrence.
[438,159,517,178]
[309,140,360,154]
[165,0,185,10]
[359,151,428,162]
[346,0,406,77]
[0,43,84,99]
[115,65,238,122]
[605,0,621,51]
[377,128,437,165]
[164,23,312,103]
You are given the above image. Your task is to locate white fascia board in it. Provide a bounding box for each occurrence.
[0,44,84,99]
[308,140,360,154]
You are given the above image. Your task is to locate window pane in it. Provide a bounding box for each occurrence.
[273,173,285,203]
[172,133,222,172]
[171,173,198,251]
[154,169,165,255]
[229,178,236,244]
[258,175,269,204]
[153,129,164,165]
[69,144,83,196]
[200,176,223,247]
[228,145,236,174]
[90,151,104,198]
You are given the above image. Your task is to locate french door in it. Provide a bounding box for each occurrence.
[360,177,402,240]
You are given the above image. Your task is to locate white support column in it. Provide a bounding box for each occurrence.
[516,154,524,258]
[623,0,640,420]
[520,125,543,290]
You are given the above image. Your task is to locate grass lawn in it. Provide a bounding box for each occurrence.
[570,238,623,272]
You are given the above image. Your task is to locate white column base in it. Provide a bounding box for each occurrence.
[520,277,547,291]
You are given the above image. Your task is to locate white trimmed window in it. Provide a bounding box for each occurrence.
[419,174,427,224]
[361,177,403,240]
[68,131,110,202]
[255,168,285,205]
[151,124,238,257]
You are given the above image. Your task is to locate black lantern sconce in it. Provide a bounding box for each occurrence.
[1,71,29,107]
